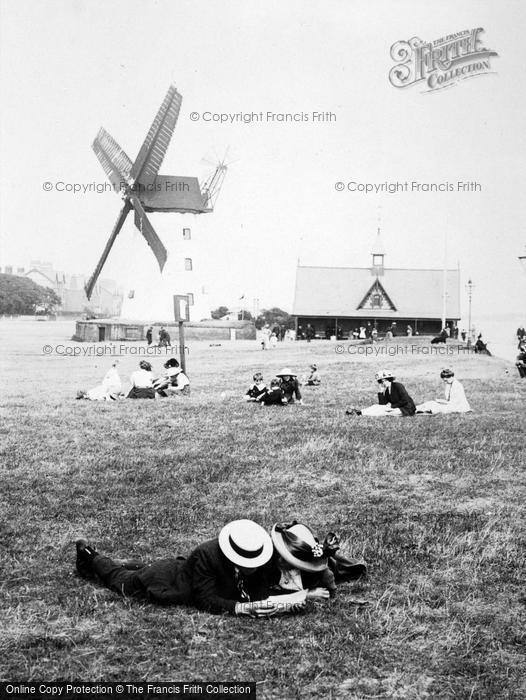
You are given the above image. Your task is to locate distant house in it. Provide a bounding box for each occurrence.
[292,234,460,337]
[23,261,123,316]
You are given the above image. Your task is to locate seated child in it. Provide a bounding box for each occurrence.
[245,372,267,401]
[303,364,321,386]
[257,378,288,405]
[154,358,190,397]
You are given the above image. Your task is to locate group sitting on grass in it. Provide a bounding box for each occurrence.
[77,359,190,401]
[244,366,322,406]
[346,368,472,417]
[75,518,366,617]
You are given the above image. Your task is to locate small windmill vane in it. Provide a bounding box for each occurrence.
[85,85,226,299]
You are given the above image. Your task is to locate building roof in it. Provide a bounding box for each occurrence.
[292,265,460,319]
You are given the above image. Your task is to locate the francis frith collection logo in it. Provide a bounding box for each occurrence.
[389,28,498,91]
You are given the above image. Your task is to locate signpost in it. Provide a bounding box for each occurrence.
[173,294,189,373]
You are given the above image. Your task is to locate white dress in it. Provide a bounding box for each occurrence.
[87,366,122,400]
[417,379,471,414]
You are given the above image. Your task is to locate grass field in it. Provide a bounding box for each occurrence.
[1,320,525,699]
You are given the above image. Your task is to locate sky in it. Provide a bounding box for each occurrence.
[1,0,525,325]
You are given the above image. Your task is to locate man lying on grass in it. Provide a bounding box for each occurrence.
[75,519,303,617]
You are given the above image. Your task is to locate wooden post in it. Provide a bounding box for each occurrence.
[174,294,189,374]
[178,321,186,374]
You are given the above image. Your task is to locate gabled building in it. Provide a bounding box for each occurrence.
[292,234,460,337]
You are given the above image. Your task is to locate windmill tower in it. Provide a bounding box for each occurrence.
[85,85,226,321]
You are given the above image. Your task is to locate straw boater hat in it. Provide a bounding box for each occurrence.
[218,519,273,568]
[276,367,297,377]
[375,369,394,382]
[271,522,328,572]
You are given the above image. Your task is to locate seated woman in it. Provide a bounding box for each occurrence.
[303,364,321,386]
[270,521,367,600]
[516,342,526,379]
[474,334,492,356]
[244,372,267,401]
[276,368,303,404]
[431,328,448,344]
[126,360,155,399]
[75,520,302,617]
[416,368,472,414]
[77,360,122,401]
[257,378,288,405]
[154,358,190,397]
[346,370,416,416]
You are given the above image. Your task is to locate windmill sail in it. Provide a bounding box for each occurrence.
[85,202,132,299]
[130,85,182,186]
[129,196,167,271]
[92,128,133,192]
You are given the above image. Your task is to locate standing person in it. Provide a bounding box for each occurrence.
[346,370,416,417]
[74,520,290,617]
[416,369,472,414]
[260,324,271,350]
[406,325,413,337]
[276,368,303,404]
[126,360,155,399]
[517,326,526,343]
[146,326,153,345]
[359,326,366,339]
[461,329,467,342]
[306,324,315,342]
[158,327,171,347]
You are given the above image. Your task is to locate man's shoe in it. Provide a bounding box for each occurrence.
[345,408,362,416]
[75,538,98,579]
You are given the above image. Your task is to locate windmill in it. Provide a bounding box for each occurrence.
[85,85,225,302]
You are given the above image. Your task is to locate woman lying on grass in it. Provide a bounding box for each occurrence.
[75,519,303,618]
[269,521,367,601]
[416,368,472,414]
[76,360,122,401]
[346,369,416,417]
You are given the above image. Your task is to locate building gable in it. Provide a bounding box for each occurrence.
[357,279,397,311]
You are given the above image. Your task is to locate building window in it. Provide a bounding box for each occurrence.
[373,254,383,266]
[184,258,193,271]
[187,293,194,306]
[183,228,191,240]
[371,294,381,308]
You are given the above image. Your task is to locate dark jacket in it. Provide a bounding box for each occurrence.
[279,377,302,403]
[378,381,416,416]
[188,539,274,613]
[135,538,273,614]
[259,388,287,405]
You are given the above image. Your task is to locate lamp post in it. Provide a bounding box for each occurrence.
[466,278,474,345]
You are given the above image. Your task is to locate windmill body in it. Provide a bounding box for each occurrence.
[86,85,223,322]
